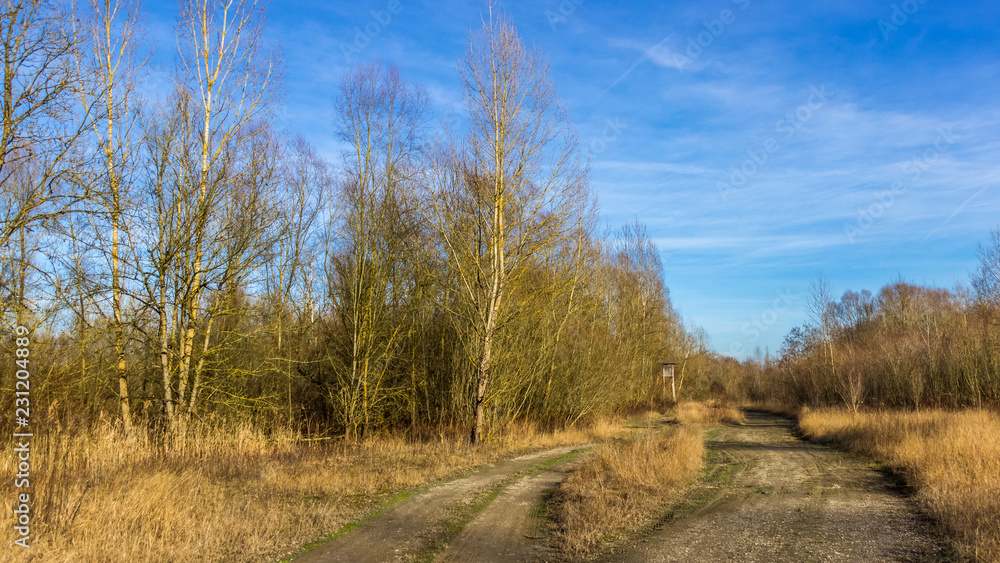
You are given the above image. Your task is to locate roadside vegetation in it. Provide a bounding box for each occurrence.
[549,426,704,559]
[735,262,1000,410]
[674,400,747,426]
[546,403,744,560]
[0,414,626,561]
[799,408,1000,562]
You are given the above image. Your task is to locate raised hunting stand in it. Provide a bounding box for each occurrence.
[659,359,678,402]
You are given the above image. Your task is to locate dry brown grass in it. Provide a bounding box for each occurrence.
[0,416,621,562]
[674,400,746,426]
[549,425,705,559]
[799,407,1000,561]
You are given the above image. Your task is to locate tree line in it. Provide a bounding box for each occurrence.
[738,238,1000,410]
[0,0,713,443]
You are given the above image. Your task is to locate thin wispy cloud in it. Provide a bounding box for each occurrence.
[924,186,992,242]
[600,34,677,98]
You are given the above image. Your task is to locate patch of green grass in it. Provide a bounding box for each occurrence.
[704,427,725,441]
[712,461,741,485]
[664,492,720,520]
[529,447,591,473]
[525,486,557,542]
[533,494,550,521]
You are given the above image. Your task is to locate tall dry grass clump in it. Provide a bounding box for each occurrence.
[674,400,746,426]
[550,426,704,559]
[0,415,612,563]
[799,408,1000,561]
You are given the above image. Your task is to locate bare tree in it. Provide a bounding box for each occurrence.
[136,91,189,429]
[538,207,596,417]
[609,221,672,405]
[74,0,146,431]
[973,228,1000,313]
[426,12,586,443]
[328,61,426,439]
[263,136,328,422]
[808,274,834,387]
[0,0,87,326]
[137,0,281,432]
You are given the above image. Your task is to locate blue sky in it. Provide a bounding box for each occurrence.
[143,0,1000,358]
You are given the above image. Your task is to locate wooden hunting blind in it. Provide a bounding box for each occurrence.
[658,359,678,401]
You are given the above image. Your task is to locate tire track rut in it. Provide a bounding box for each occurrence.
[437,453,588,562]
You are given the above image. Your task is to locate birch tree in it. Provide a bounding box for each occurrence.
[427,13,586,443]
[75,0,146,431]
[148,0,280,432]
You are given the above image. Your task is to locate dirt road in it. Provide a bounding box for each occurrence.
[612,412,950,562]
[294,413,948,562]
[437,453,587,562]
[294,444,589,563]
